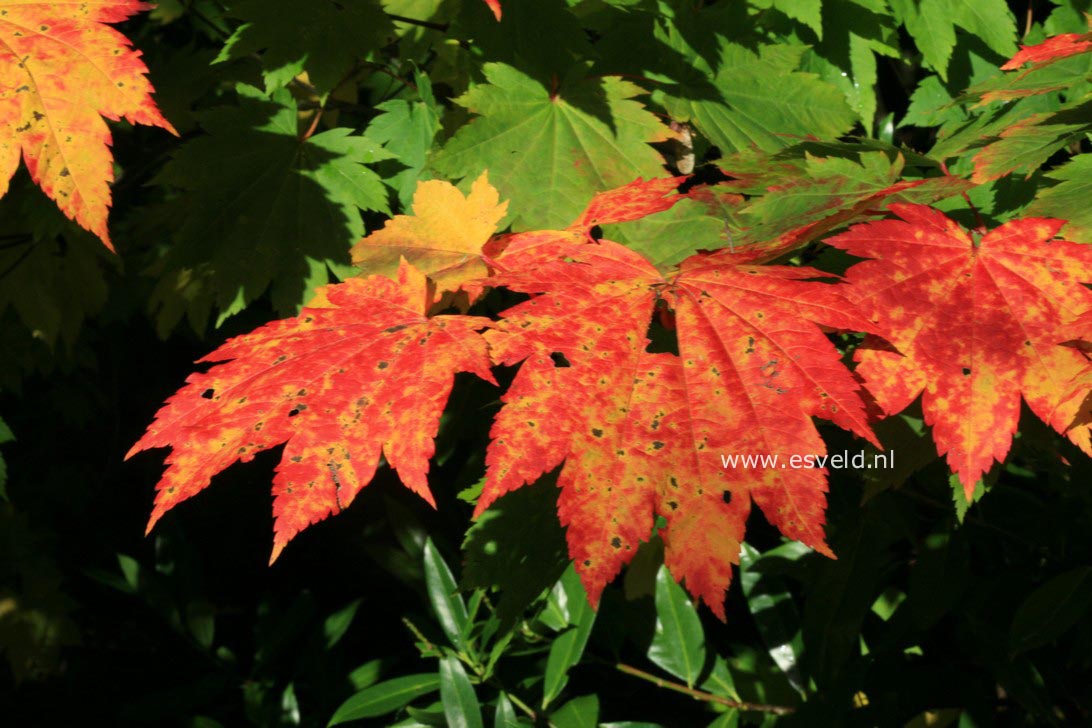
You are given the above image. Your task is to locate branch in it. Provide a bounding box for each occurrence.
[614,662,796,715]
[387,13,449,31]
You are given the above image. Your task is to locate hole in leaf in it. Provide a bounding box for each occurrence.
[645,310,679,355]
[962,367,971,376]
[201,389,215,399]
[550,352,571,368]
[722,490,732,505]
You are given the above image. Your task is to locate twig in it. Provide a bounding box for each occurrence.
[387,13,449,32]
[615,662,796,715]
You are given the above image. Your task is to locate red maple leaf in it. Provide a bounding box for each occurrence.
[827,204,1092,494]
[128,262,495,561]
[1001,33,1092,70]
[480,231,877,617]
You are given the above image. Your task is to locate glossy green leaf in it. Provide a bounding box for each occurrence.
[323,599,363,649]
[423,539,470,653]
[1010,567,1092,654]
[542,567,596,708]
[439,655,484,728]
[739,542,807,693]
[647,564,706,688]
[493,693,519,728]
[550,694,599,728]
[328,673,441,725]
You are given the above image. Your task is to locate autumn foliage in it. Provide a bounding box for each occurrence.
[6,2,1092,724]
[131,161,1092,615]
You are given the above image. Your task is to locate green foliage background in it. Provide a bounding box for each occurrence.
[2,0,1092,725]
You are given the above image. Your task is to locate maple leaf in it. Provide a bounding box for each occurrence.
[480,230,877,616]
[1001,33,1092,71]
[0,0,176,249]
[827,204,1092,495]
[1027,154,1092,243]
[483,0,502,21]
[431,63,672,229]
[888,0,1017,81]
[350,173,508,296]
[150,84,392,331]
[128,262,495,562]
[215,0,394,96]
[705,146,969,264]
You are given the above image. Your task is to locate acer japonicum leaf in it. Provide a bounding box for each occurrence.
[350,172,507,300]
[0,0,176,249]
[827,204,1092,496]
[710,148,971,264]
[128,262,495,562]
[480,232,878,617]
[1001,33,1092,71]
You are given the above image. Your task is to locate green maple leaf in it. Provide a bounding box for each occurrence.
[653,27,856,153]
[216,0,394,95]
[430,63,671,230]
[151,85,392,332]
[889,0,1017,81]
[799,0,901,132]
[1028,154,1092,243]
[0,180,116,349]
[365,68,443,207]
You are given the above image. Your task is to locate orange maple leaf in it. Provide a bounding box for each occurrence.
[482,0,502,21]
[480,231,877,617]
[827,204,1092,495]
[127,262,495,562]
[1001,32,1092,70]
[0,0,175,250]
[350,173,508,298]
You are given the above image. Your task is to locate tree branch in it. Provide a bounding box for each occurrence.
[615,662,796,715]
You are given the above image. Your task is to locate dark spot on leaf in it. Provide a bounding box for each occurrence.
[591,428,603,438]
[583,560,591,567]
[611,537,622,548]
[291,456,302,463]
[384,324,408,333]
[377,361,389,369]
[652,441,664,450]
[668,500,678,510]
[722,491,732,505]
[962,367,971,376]
[288,408,299,417]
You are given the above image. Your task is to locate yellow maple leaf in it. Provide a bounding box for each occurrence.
[350,172,508,296]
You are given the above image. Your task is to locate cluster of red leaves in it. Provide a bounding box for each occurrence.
[130,172,1092,617]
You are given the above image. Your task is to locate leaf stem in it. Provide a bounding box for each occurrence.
[614,662,796,715]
